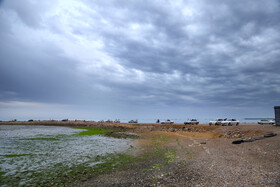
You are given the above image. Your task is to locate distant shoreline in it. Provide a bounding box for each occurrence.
[0,120,259,131]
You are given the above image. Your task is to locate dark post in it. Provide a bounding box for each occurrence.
[274,106,280,126]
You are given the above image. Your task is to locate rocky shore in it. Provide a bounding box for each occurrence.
[1,121,280,186]
[74,123,280,187]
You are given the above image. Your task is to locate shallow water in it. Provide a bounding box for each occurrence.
[0,125,132,184]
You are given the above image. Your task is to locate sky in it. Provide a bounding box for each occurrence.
[0,0,279,122]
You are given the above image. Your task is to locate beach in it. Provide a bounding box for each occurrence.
[1,121,280,186]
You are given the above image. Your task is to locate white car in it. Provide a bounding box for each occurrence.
[270,119,275,125]
[209,118,226,126]
[184,119,199,125]
[258,119,274,125]
[161,119,174,124]
[222,118,239,126]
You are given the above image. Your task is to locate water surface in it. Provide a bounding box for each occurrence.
[0,125,132,185]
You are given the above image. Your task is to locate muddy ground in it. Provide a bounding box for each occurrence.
[2,121,280,186]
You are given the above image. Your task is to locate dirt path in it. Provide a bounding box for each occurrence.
[176,132,280,186]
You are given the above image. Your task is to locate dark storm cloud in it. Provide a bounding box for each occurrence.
[0,35,79,103]
[81,0,280,106]
[0,0,279,120]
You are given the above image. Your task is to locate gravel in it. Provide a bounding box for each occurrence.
[68,125,280,186]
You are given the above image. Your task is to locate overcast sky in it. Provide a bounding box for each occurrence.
[0,0,279,122]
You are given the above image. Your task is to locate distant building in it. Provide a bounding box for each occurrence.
[274,106,280,126]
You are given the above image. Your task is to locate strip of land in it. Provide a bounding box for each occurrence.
[1,121,280,186]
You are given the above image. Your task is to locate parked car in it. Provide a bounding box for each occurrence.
[114,119,120,123]
[258,119,275,125]
[184,119,199,125]
[129,120,138,123]
[221,118,239,126]
[270,119,275,125]
[161,119,174,124]
[209,118,226,126]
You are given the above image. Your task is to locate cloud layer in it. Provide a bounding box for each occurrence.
[0,0,279,121]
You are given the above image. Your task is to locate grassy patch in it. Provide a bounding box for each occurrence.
[142,135,179,175]
[141,134,195,184]
[159,135,168,143]
[164,149,177,164]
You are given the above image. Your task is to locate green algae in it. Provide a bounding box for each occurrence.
[0,126,134,186]
[73,127,111,136]
[2,154,33,158]
[18,127,112,141]
[0,133,193,187]
[0,153,140,187]
[21,137,60,141]
[0,171,6,185]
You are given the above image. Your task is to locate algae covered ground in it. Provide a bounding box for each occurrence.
[0,125,134,186]
[73,132,194,187]
[0,125,192,186]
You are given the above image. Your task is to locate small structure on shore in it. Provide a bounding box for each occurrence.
[275,106,280,126]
